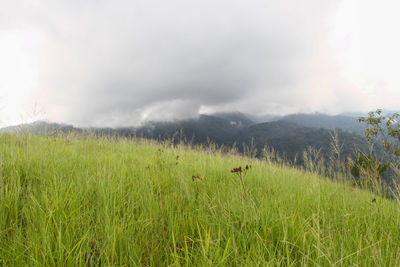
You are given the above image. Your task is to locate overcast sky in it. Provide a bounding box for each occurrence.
[1,0,399,127]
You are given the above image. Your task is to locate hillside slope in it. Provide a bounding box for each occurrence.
[0,113,373,168]
[0,134,399,266]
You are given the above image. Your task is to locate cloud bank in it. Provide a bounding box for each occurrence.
[2,0,398,127]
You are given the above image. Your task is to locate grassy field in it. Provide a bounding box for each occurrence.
[0,133,400,266]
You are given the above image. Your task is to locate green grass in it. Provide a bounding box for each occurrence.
[0,133,400,266]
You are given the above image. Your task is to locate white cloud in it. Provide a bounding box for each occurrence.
[0,0,398,127]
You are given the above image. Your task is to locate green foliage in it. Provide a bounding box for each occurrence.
[350,109,400,188]
[1,134,400,266]
[347,153,390,189]
[358,109,400,157]
[349,153,390,178]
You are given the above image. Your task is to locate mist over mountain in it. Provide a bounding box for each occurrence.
[280,113,366,135]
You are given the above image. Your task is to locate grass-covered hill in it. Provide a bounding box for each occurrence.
[1,133,399,266]
[1,112,374,168]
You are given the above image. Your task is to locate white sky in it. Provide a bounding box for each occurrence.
[0,0,399,127]
[331,0,400,94]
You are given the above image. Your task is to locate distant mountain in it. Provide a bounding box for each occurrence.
[132,114,376,166]
[257,128,369,164]
[339,112,367,118]
[134,114,248,145]
[245,113,282,123]
[280,113,366,134]
[228,119,372,164]
[340,109,400,118]
[0,121,78,135]
[234,120,305,144]
[211,112,255,127]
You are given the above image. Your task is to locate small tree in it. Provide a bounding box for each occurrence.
[359,109,400,153]
[348,152,390,189]
[349,109,400,189]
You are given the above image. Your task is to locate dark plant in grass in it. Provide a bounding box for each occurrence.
[231,165,251,199]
